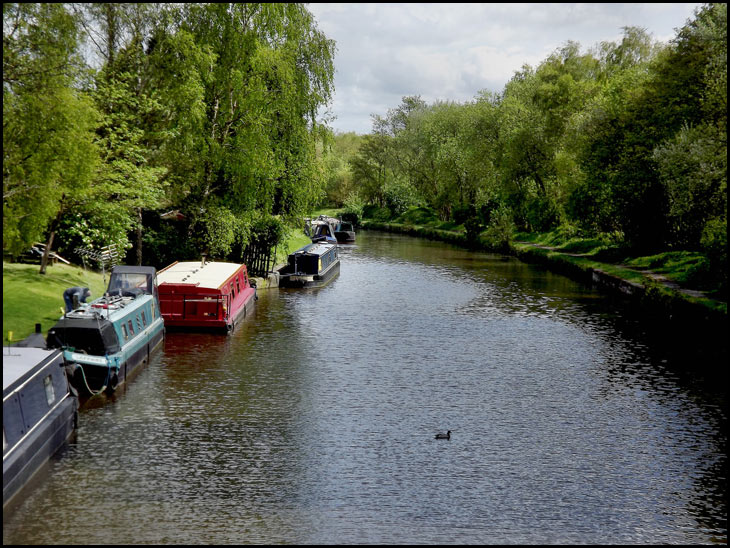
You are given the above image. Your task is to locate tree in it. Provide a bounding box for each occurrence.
[3,3,99,272]
[151,3,335,258]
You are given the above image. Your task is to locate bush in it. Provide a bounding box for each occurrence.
[342,192,365,226]
[396,206,439,225]
[701,217,728,295]
[482,206,514,251]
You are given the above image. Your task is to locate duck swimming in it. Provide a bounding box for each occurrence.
[435,430,451,440]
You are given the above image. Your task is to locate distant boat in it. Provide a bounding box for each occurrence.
[3,346,78,508]
[309,215,339,244]
[46,266,165,397]
[157,260,256,333]
[334,220,356,244]
[278,242,340,288]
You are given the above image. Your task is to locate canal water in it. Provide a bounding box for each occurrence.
[3,231,727,544]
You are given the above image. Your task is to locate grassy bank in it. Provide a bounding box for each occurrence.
[3,227,313,343]
[3,262,108,344]
[356,206,726,318]
[273,228,311,266]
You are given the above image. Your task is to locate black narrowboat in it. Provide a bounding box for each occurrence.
[334,220,356,243]
[3,346,78,508]
[278,242,340,288]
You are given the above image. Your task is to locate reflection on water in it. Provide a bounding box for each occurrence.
[3,231,726,544]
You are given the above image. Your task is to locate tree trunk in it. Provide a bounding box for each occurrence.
[136,207,143,266]
[39,230,55,275]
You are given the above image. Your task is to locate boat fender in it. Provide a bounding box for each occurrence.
[106,371,119,394]
[65,363,81,397]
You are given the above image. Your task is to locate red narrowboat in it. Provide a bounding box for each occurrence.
[156,261,256,333]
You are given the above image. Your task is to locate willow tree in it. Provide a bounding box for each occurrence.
[3,3,99,272]
[155,3,335,258]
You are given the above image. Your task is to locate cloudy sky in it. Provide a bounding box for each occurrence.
[307,3,702,134]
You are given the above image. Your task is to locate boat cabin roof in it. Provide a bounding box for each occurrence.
[157,261,245,290]
[292,243,336,257]
[3,347,63,395]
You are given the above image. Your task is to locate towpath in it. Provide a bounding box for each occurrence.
[513,241,712,302]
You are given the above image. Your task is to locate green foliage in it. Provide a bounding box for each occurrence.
[700,218,728,295]
[481,206,515,251]
[396,206,439,226]
[322,132,364,206]
[342,192,365,226]
[165,3,334,227]
[3,3,336,268]
[3,3,100,256]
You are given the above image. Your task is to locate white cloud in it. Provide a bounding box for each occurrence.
[309,3,702,134]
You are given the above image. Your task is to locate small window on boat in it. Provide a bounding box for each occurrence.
[121,323,128,340]
[231,282,235,298]
[43,375,55,406]
[141,311,147,326]
[136,315,142,331]
[236,277,241,294]
[128,320,135,335]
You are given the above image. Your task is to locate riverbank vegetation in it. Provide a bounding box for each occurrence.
[4,3,335,272]
[325,4,726,303]
[3,3,726,315]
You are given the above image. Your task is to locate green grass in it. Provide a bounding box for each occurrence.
[4,228,320,343]
[273,229,312,266]
[3,261,108,344]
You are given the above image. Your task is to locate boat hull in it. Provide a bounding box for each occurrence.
[279,259,340,288]
[162,290,256,333]
[3,348,77,508]
[64,321,164,397]
[335,231,356,243]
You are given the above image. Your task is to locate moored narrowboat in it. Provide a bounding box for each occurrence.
[46,266,165,397]
[278,242,340,288]
[334,220,356,243]
[157,260,256,333]
[3,346,78,508]
[309,215,339,244]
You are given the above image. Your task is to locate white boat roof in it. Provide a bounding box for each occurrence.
[3,347,62,392]
[157,261,244,289]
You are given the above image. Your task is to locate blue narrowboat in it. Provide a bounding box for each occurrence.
[278,242,340,288]
[3,346,78,508]
[309,215,339,244]
[46,266,165,397]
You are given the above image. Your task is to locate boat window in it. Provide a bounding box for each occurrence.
[236,277,241,294]
[128,320,135,336]
[121,323,128,340]
[43,375,55,406]
[231,282,235,298]
[136,315,142,331]
[108,272,150,296]
[141,311,147,326]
